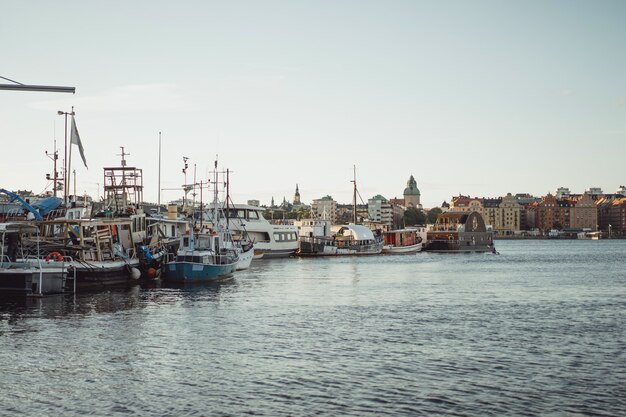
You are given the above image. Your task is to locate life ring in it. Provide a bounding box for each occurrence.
[45,252,63,262]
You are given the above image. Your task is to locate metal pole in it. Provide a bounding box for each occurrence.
[63,112,68,204]
[158,132,161,214]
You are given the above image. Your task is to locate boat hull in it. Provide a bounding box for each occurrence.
[297,239,383,257]
[423,240,494,253]
[164,262,236,283]
[0,266,66,295]
[382,243,423,254]
[67,259,141,289]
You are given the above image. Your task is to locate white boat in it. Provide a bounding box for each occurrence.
[382,227,426,254]
[222,204,299,259]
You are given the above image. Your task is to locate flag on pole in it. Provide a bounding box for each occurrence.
[70,115,88,169]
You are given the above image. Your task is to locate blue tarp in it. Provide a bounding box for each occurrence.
[31,197,62,215]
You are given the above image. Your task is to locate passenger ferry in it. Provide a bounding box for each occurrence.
[222,204,299,259]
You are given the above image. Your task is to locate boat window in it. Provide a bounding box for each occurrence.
[248,210,260,220]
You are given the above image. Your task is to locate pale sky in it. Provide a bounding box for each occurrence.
[1,0,625,208]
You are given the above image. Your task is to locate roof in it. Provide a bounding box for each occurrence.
[403,175,420,196]
[338,224,376,240]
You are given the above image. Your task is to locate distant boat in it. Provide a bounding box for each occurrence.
[423,211,495,253]
[382,226,427,254]
[298,224,384,256]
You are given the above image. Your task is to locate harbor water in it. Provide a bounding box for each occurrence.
[1,240,625,416]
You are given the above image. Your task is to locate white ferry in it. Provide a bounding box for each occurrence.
[222,204,299,259]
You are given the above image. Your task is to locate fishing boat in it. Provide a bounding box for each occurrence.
[164,227,238,283]
[164,160,240,282]
[0,222,68,295]
[423,211,496,253]
[34,150,151,288]
[382,226,426,254]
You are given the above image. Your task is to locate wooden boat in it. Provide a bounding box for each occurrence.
[423,211,496,253]
[298,224,384,256]
[382,227,426,254]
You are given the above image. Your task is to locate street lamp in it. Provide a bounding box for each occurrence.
[58,108,75,205]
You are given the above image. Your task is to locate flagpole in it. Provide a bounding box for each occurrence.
[58,108,74,205]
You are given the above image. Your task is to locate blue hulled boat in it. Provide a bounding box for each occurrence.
[164,227,238,283]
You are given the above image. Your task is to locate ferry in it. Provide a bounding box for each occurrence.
[222,204,299,259]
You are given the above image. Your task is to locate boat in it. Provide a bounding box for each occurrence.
[382,226,427,254]
[164,163,240,282]
[297,165,383,257]
[298,224,384,256]
[222,204,298,259]
[33,150,152,288]
[1,222,68,295]
[423,211,496,253]
[164,226,238,283]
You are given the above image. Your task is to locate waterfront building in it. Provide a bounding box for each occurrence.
[569,193,597,231]
[498,193,521,234]
[533,193,568,231]
[596,196,626,236]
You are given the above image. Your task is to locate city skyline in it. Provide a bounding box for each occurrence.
[1,1,625,208]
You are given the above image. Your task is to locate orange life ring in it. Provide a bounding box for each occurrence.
[45,252,63,262]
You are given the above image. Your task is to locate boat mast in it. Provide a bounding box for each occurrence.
[157,131,161,214]
[351,165,357,224]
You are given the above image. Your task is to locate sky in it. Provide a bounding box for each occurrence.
[1,0,625,208]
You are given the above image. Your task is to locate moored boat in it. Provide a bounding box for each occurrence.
[1,222,67,295]
[297,224,384,256]
[382,226,426,254]
[423,211,495,253]
[164,227,237,283]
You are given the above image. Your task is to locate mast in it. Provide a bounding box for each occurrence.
[351,165,357,224]
[158,132,161,214]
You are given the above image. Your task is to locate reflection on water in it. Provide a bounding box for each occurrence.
[1,240,625,416]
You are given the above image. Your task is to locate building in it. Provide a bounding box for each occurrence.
[311,196,337,224]
[569,193,597,231]
[403,175,421,208]
[367,195,393,227]
[293,184,301,206]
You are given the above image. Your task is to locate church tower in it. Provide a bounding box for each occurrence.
[403,175,421,208]
[293,184,301,205]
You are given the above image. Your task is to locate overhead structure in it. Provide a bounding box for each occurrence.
[0,75,75,94]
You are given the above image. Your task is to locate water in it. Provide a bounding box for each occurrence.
[1,240,625,416]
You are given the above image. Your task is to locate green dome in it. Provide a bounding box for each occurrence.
[403,175,420,196]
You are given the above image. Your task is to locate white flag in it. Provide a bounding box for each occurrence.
[70,115,88,169]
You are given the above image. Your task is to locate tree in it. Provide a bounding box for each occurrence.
[426,207,442,224]
[403,207,426,226]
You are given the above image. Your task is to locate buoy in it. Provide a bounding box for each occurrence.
[129,267,141,280]
[146,267,158,279]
